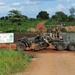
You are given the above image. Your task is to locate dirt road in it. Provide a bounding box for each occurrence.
[36,22,46,33]
[15,52,75,75]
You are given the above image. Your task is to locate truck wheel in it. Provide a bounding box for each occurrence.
[56,43,65,51]
[17,43,25,51]
[68,43,75,51]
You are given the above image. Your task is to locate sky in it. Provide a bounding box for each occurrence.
[0,0,75,18]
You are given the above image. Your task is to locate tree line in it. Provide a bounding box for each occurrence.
[0,7,75,22]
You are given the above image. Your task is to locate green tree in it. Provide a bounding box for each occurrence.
[67,15,75,21]
[51,11,68,21]
[8,9,23,23]
[0,16,5,20]
[36,11,49,20]
[8,9,21,17]
[8,10,28,22]
[69,7,75,18]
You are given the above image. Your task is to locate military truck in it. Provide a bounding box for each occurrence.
[16,25,75,51]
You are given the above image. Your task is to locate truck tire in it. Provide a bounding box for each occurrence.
[56,43,65,51]
[17,43,25,51]
[68,43,75,51]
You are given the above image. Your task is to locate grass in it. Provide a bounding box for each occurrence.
[0,49,34,75]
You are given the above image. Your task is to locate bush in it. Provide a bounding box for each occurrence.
[61,28,67,32]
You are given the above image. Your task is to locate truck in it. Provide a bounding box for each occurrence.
[16,25,75,51]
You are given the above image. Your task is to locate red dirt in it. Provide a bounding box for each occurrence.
[0,43,73,54]
[36,22,46,33]
[0,43,16,50]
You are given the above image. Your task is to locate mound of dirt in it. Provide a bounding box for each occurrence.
[27,28,38,33]
[64,26,75,32]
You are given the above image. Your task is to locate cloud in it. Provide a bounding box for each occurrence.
[72,3,75,6]
[0,1,39,16]
[56,4,65,11]
[0,4,17,13]
[0,1,5,5]
[46,4,69,17]
[46,4,65,13]
[46,8,55,13]
[12,2,21,6]
[0,5,17,17]
[58,0,71,2]
[29,6,38,12]
[23,0,40,5]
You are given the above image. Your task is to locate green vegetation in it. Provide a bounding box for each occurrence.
[0,7,75,33]
[0,49,33,75]
[0,9,47,33]
[45,19,57,25]
[45,20,75,26]
[45,10,75,26]
[61,28,67,32]
[0,19,45,33]
[36,11,49,19]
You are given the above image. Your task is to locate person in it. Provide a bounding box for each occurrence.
[43,36,50,47]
